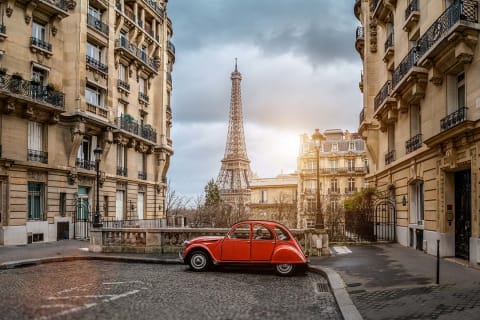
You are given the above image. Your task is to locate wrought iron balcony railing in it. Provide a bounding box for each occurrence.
[328,188,340,194]
[356,26,364,39]
[392,46,419,89]
[115,37,158,72]
[138,171,147,180]
[406,133,422,153]
[143,0,164,17]
[167,40,176,54]
[45,0,70,12]
[86,55,108,73]
[76,158,96,170]
[139,92,149,103]
[28,149,48,163]
[117,79,130,91]
[359,108,365,126]
[0,74,65,110]
[116,116,157,143]
[116,166,128,176]
[166,72,172,84]
[385,150,396,165]
[440,107,467,131]
[405,0,419,20]
[374,80,392,112]
[384,32,394,52]
[31,37,52,52]
[87,14,109,36]
[417,0,478,59]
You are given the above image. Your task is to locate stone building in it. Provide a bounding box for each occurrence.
[355,0,480,263]
[297,129,368,229]
[248,174,298,228]
[0,0,174,245]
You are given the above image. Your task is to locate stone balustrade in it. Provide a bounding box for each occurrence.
[89,227,329,256]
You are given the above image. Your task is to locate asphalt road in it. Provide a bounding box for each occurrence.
[0,261,341,320]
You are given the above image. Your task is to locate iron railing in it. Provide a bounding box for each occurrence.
[139,92,149,102]
[345,187,358,194]
[87,14,109,36]
[166,72,172,84]
[359,108,365,125]
[405,0,419,20]
[143,0,164,17]
[328,188,340,194]
[116,116,157,143]
[0,74,65,109]
[76,158,95,170]
[48,0,69,12]
[385,150,395,165]
[102,218,164,228]
[116,166,128,176]
[440,107,467,131]
[384,32,394,52]
[406,133,422,153]
[117,79,130,91]
[31,37,52,52]
[28,149,48,163]
[86,55,108,73]
[374,80,391,112]
[115,37,158,72]
[138,171,147,180]
[167,40,176,54]
[392,46,419,89]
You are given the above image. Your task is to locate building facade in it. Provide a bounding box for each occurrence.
[355,0,480,263]
[0,0,174,245]
[248,174,298,228]
[297,129,368,229]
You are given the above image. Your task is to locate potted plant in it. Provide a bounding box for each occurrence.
[9,72,23,92]
[12,72,23,80]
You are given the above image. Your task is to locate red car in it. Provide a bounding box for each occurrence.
[182,220,308,276]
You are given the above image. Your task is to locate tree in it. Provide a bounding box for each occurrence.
[204,179,221,207]
[165,181,191,226]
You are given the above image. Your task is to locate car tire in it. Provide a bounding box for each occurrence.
[275,263,296,276]
[188,250,211,272]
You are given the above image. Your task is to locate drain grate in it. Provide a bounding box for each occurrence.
[316,282,330,293]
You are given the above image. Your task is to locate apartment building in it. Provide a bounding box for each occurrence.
[249,174,298,228]
[355,0,480,263]
[297,129,368,229]
[0,0,174,245]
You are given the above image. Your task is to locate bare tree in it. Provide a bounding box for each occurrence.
[165,181,191,226]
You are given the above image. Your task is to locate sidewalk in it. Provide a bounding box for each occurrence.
[312,244,480,320]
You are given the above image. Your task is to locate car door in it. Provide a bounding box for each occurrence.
[221,223,251,261]
[251,224,275,261]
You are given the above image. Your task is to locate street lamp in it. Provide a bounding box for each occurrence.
[93,145,103,228]
[312,128,325,229]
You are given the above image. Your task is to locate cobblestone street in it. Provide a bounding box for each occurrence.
[0,261,341,320]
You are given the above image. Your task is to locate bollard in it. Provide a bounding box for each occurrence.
[436,239,440,285]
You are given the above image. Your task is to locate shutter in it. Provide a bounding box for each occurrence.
[137,193,144,219]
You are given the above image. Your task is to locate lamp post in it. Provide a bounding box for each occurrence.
[312,128,325,229]
[93,145,103,228]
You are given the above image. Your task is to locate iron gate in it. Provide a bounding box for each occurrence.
[73,201,91,239]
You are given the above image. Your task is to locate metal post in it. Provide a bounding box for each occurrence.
[436,239,440,285]
[93,145,103,228]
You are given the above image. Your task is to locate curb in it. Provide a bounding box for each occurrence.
[309,265,363,320]
[0,255,184,270]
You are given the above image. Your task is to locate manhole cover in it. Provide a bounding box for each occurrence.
[316,282,330,293]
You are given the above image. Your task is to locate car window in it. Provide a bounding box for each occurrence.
[229,224,251,239]
[253,225,274,240]
[274,226,290,241]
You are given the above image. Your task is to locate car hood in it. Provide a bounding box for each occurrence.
[188,236,224,244]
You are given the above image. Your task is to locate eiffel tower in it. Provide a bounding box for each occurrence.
[217,60,252,205]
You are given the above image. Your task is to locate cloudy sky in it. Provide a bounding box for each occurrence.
[167,0,361,199]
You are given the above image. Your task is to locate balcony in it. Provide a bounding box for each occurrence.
[166,72,172,85]
[28,149,48,163]
[116,167,128,177]
[0,74,65,111]
[76,158,95,170]
[416,0,479,74]
[0,24,6,41]
[359,108,365,127]
[143,0,165,18]
[345,188,358,194]
[30,37,52,58]
[384,150,395,165]
[115,37,158,74]
[167,40,176,61]
[17,0,72,19]
[87,14,109,37]
[86,102,108,119]
[116,116,157,143]
[372,0,396,24]
[441,107,467,131]
[405,133,422,153]
[424,107,475,147]
[139,92,149,104]
[383,32,394,66]
[403,0,420,32]
[328,188,340,195]
[86,55,108,74]
[374,81,397,127]
[355,26,365,59]
[138,171,147,180]
[117,79,130,92]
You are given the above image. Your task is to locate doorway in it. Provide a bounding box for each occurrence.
[454,170,471,260]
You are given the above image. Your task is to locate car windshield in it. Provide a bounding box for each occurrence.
[274,226,290,241]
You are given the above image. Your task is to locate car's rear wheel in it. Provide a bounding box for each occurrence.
[275,263,296,276]
[188,250,211,272]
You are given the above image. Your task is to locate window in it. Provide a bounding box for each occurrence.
[86,85,104,107]
[253,225,273,240]
[229,224,250,239]
[118,101,125,117]
[410,104,421,136]
[103,195,109,217]
[88,6,101,20]
[330,178,338,192]
[347,159,355,171]
[77,136,97,169]
[349,141,355,151]
[364,158,369,172]
[139,77,146,94]
[410,181,424,225]
[117,144,127,176]
[28,121,43,152]
[59,192,66,216]
[332,143,338,152]
[305,179,316,192]
[260,190,267,203]
[138,152,146,179]
[348,177,356,192]
[274,226,290,241]
[118,64,127,82]
[32,21,46,41]
[330,199,338,213]
[28,182,44,220]
[330,159,338,169]
[86,41,102,61]
[447,71,465,114]
[306,198,315,212]
[32,67,47,85]
[388,125,395,152]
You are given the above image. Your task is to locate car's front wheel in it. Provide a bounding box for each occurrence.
[188,250,211,272]
[275,263,296,276]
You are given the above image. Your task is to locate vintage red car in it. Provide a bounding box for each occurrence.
[182,220,308,276]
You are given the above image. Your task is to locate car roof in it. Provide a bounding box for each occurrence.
[234,220,289,229]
